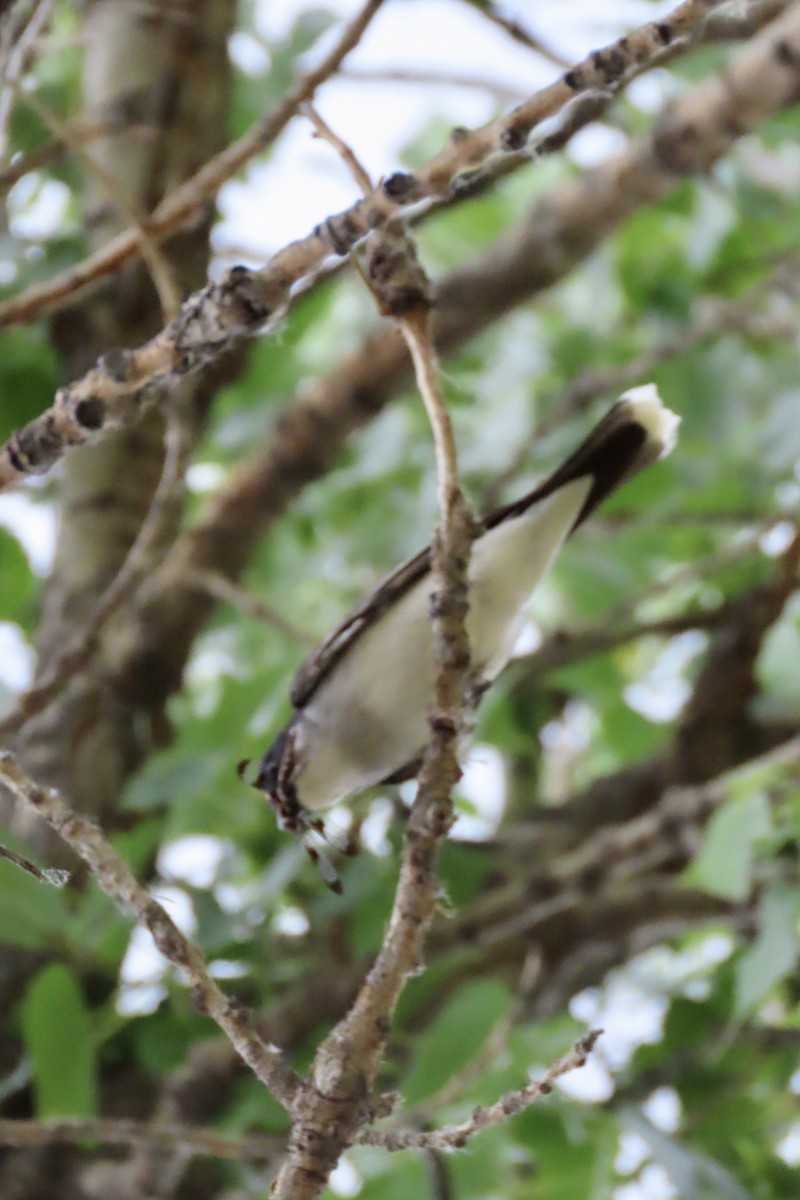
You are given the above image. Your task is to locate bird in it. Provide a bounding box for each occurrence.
[246,384,679,883]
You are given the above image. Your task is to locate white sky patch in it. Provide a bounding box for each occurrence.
[568,122,628,167]
[451,743,506,840]
[120,931,169,985]
[643,1086,682,1134]
[158,835,232,888]
[616,1129,650,1176]
[511,618,543,658]
[219,0,677,256]
[777,1125,800,1167]
[614,1163,678,1200]
[759,519,797,558]
[0,623,35,691]
[186,462,228,493]
[615,1092,681,1177]
[571,979,668,1072]
[0,492,57,573]
[566,936,736,1097]
[540,698,594,755]
[556,1050,614,1102]
[328,1154,362,1198]
[360,796,393,856]
[325,803,353,839]
[119,887,197,1004]
[775,479,800,509]
[208,959,249,979]
[186,633,243,716]
[228,29,270,75]
[626,68,678,114]
[7,176,70,241]
[624,630,708,724]
[116,982,166,1017]
[272,904,310,937]
[215,882,247,914]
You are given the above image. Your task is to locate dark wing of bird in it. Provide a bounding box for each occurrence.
[290,396,661,709]
[289,543,435,707]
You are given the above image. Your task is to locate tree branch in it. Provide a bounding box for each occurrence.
[271,226,479,1199]
[0,1117,282,1162]
[0,751,300,1110]
[358,1030,602,1151]
[0,402,192,738]
[0,839,68,887]
[0,0,734,487]
[459,0,571,70]
[0,0,386,329]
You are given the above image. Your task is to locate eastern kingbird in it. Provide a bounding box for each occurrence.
[248,385,679,870]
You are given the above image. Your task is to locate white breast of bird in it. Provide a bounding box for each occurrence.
[291,475,592,810]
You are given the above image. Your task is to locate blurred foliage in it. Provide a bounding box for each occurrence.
[0,5,799,1200]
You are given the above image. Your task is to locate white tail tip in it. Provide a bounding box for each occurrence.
[620,383,681,458]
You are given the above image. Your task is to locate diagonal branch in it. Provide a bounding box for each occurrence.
[0,0,386,327]
[0,0,734,488]
[0,751,300,1109]
[0,402,192,739]
[358,1029,603,1151]
[95,6,800,723]
[0,0,55,162]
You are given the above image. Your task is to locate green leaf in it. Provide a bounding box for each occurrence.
[0,528,36,626]
[684,790,771,900]
[22,963,97,1118]
[0,847,68,949]
[401,979,510,1103]
[0,329,59,438]
[735,885,800,1017]
[757,593,800,703]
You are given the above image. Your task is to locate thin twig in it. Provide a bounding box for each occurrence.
[0,0,386,328]
[302,102,373,196]
[0,404,191,738]
[425,1148,455,1200]
[452,724,800,958]
[412,949,543,1120]
[0,840,68,887]
[358,1030,603,1151]
[0,0,55,163]
[512,600,732,681]
[0,0,723,335]
[0,1117,283,1161]
[0,116,147,195]
[2,0,764,489]
[341,64,525,105]
[0,751,300,1108]
[19,88,181,318]
[460,0,571,69]
[186,569,316,645]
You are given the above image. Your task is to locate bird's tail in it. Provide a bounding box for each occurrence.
[486,384,680,533]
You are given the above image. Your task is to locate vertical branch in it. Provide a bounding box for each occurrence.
[401,308,460,518]
[271,221,479,1199]
[399,304,476,810]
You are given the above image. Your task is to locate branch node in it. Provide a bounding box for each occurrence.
[365,225,432,318]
